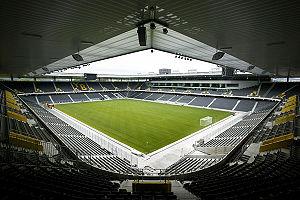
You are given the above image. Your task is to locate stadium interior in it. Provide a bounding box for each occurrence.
[1,1,300,199]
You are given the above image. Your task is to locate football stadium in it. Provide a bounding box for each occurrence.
[1,1,300,199]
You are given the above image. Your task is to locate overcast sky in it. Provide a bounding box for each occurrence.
[62,49,219,75]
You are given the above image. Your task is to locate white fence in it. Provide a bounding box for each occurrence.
[41,141,59,157]
[199,112,246,143]
[48,107,139,166]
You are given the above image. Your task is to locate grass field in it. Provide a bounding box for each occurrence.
[55,99,232,154]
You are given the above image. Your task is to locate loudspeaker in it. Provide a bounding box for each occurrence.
[212,52,225,60]
[137,26,146,46]
[72,54,84,62]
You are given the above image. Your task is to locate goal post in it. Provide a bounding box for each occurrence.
[200,116,213,126]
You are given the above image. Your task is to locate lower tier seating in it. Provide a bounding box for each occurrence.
[184,151,300,200]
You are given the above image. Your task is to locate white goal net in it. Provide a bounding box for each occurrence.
[200,116,213,126]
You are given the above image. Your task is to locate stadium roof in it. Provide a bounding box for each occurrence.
[32,23,266,76]
[1,0,300,76]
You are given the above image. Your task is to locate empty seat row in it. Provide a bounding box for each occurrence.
[82,156,140,175]
[165,157,218,175]
[184,152,299,200]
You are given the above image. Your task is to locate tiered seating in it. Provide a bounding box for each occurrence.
[177,95,195,103]
[3,91,56,145]
[139,82,148,90]
[216,126,251,138]
[6,117,51,142]
[72,82,90,91]
[206,89,224,95]
[82,155,138,174]
[3,81,35,93]
[86,82,103,90]
[189,96,214,107]
[51,94,72,103]
[128,82,141,90]
[5,90,27,122]
[145,93,163,100]
[168,95,182,102]
[37,94,52,103]
[69,93,89,102]
[134,92,151,99]
[20,95,37,103]
[101,92,117,99]
[0,145,178,199]
[259,133,294,152]
[118,91,128,98]
[0,147,123,200]
[127,91,140,98]
[157,94,175,101]
[254,100,278,111]
[209,98,238,110]
[253,95,297,144]
[1,91,11,141]
[266,82,295,98]
[59,136,111,156]
[231,85,258,96]
[101,82,115,90]
[113,82,128,90]
[26,102,139,174]
[259,83,273,97]
[166,110,270,175]
[233,99,256,111]
[234,119,261,128]
[200,137,241,147]
[86,92,104,100]
[55,82,73,92]
[35,81,56,92]
[197,111,268,149]
[184,152,299,200]
[283,84,300,97]
[165,157,218,175]
[280,95,297,113]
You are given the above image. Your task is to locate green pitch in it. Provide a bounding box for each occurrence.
[55,99,231,154]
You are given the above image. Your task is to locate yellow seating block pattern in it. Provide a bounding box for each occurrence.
[7,110,27,122]
[281,104,296,113]
[9,132,43,151]
[260,133,294,152]
[274,113,295,125]
[6,101,21,111]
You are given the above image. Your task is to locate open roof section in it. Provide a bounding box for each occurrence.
[33,23,266,76]
[2,1,300,76]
